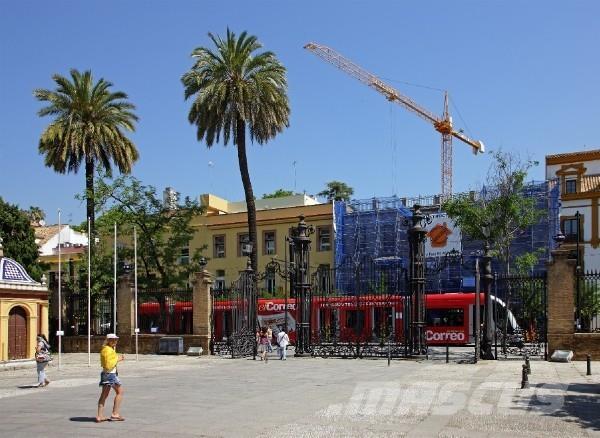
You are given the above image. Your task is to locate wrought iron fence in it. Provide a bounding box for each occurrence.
[136,288,193,335]
[576,270,600,333]
[494,273,547,359]
[64,290,113,336]
[211,269,257,358]
[310,257,411,358]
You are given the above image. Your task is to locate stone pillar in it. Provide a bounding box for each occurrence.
[192,270,213,354]
[116,274,134,352]
[547,248,576,356]
[40,304,49,339]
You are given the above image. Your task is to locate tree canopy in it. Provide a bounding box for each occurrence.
[318,181,354,202]
[442,151,544,273]
[262,189,297,199]
[0,197,43,280]
[35,69,139,238]
[182,29,290,273]
[86,174,205,289]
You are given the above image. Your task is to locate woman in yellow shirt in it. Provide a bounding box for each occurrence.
[96,333,125,422]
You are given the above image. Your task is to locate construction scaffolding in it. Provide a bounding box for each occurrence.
[333,180,560,294]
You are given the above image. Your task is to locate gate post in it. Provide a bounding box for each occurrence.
[408,204,428,357]
[192,267,213,355]
[292,215,314,357]
[116,273,134,351]
[547,248,576,356]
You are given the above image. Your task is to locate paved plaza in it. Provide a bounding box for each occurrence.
[0,350,599,437]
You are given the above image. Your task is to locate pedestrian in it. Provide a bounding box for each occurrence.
[258,327,269,362]
[96,333,125,423]
[266,326,273,353]
[35,334,52,387]
[277,329,290,360]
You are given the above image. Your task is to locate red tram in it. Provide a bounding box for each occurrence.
[211,293,517,346]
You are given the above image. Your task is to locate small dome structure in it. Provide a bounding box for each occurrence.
[0,257,40,285]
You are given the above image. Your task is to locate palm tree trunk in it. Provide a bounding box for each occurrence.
[236,118,258,274]
[85,157,95,244]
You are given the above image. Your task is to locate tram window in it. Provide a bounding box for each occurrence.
[427,308,464,327]
[345,310,365,333]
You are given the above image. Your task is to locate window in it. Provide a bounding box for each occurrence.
[213,235,225,258]
[426,308,464,327]
[565,179,577,194]
[263,231,276,255]
[238,233,250,257]
[179,247,190,265]
[265,271,276,294]
[317,226,331,251]
[345,310,365,334]
[563,218,580,242]
[215,269,225,291]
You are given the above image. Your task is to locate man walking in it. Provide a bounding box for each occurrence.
[277,329,290,360]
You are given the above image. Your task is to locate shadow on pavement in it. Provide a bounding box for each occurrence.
[69,417,98,422]
[529,383,600,432]
[17,384,40,389]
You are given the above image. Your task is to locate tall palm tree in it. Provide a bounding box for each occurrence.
[182,30,290,272]
[35,69,139,240]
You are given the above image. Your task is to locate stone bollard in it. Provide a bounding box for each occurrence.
[521,364,530,389]
[525,354,531,375]
[587,354,592,376]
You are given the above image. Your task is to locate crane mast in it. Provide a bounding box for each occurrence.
[304,42,485,197]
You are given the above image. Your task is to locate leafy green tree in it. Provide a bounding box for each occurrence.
[182,29,290,273]
[318,181,354,202]
[26,206,46,225]
[262,189,296,199]
[442,151,543,274]
[34,69,139,240]
[0,197,43,280]
[442,151,544,358]
[90,174,205,289]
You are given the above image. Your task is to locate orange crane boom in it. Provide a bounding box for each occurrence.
[304,42,485,197]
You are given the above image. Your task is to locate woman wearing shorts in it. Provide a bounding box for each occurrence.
[96,333,125,422]
[258,327,269,362]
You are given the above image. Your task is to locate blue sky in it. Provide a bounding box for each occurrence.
[1,1,599,225]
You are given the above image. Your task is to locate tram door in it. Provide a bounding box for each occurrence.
[343,309,366,340]
[318,308,339,341]
[373,307,394,342]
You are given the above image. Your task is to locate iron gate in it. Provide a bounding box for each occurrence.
[494,272,547,359]
[212,263,257,358]
[310,257,411,358]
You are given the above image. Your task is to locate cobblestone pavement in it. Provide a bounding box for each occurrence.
[0,352,598,437]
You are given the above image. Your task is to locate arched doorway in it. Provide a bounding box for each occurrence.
[8,306,28,360]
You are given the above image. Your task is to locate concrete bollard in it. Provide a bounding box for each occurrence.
[525,354,531,375]
[587,354,592,376]
[521,364,530,389]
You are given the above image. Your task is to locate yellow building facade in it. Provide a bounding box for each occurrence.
[190,194,334,293]
[0,250,49,362]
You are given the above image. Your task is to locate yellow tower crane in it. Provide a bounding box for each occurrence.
[304,42,485,198]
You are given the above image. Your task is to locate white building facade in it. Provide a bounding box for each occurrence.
[546,149,600,271]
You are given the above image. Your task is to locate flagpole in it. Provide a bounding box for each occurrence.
[87,217,91,367]
[57,209,62,371]
[134,226,139,361]
[113,222,117,333]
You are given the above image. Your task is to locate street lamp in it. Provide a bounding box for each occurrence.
[480,222,495,360]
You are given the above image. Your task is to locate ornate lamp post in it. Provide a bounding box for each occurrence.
[291,215,314,357]
[480,223,496,360]
[408,204,429,357]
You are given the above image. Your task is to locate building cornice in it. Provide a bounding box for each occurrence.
[546,149,600,165]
